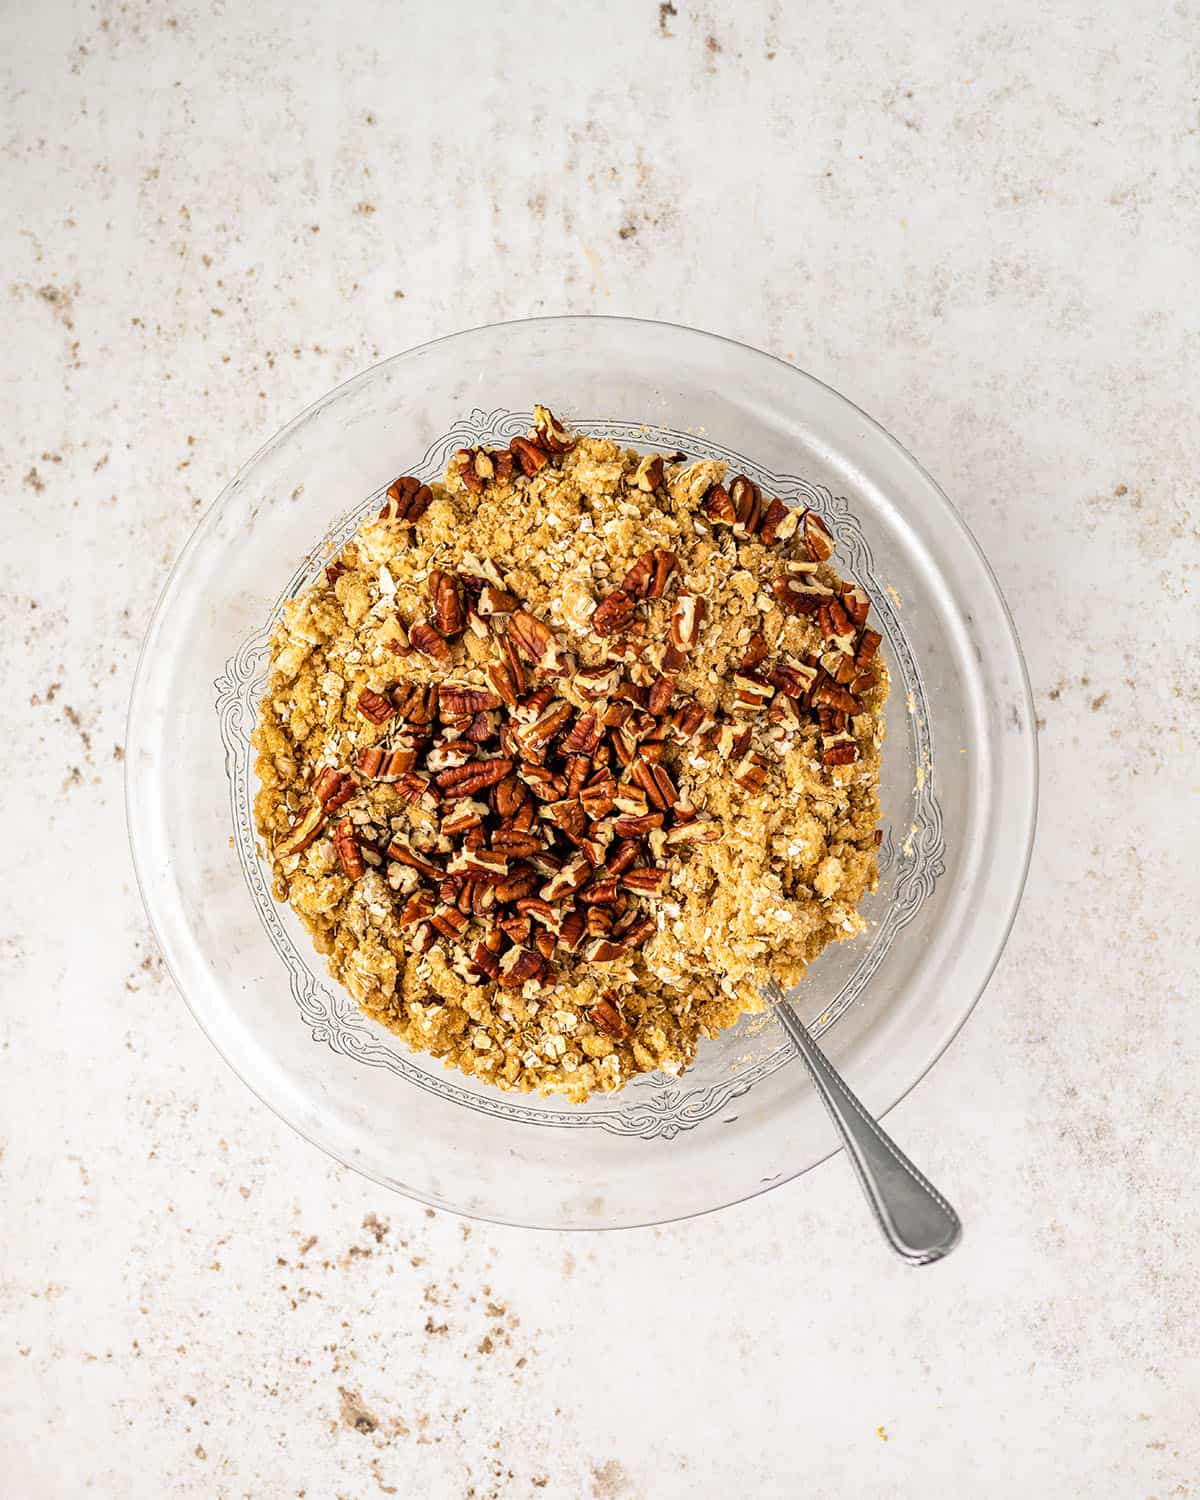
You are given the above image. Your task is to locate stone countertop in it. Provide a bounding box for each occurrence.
[3,2,1197,1496]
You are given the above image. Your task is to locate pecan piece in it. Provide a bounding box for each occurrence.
[646,674,676,716]
[464,709,498,743]
[621,866,666,895]
[436,757,514,798]
[592,589,637,636]
[729,475,762,538]
[495,867,540,904]
[700,483,735,525]
[731,672,775,712]
[532,404,574,453]
[558,910,586,951]
[801,509,836,562]
[379,475,432,524]
[507,609,566,672]
[454,448,492,494]
[612,811,664,839]
[274,801,325,859]
[491,829,545,858]
[812,679,863,715]
[391,771,434,805]
[497,947,545,989]
[579,774,618,819]
[572,664,622,701]
[841,582,871,629]
[585,939,627,963]
[540,854,592,902]
[508,435,549,476]
[668,594,706,653]
[356,688,395,725]
[395,682,438,725]
[739,633,770,671]
[589,995,629,1039]
[822,737,860,766]
[355,746,385,778]
[733,751,770,793]
[768,662,818,698]
[619,916,656,948]
[759,497,799,545]
[560,712,603,756]
[430,906,469,942]
[398,890,435,929]
[486,660,521,707]
[621,549,677,600]
[855,628,882,667]
[428,570,466,637]
[520,699,573,749]
[409,620,451,665]
[332,817,365,879]
[439,685,502,720]
[664,818,722,845]
[470,941,502,981]
[386,839,442,880]
[313,766,355,810]
[771,574,833,616]
[441,799,488,837]
[632,454,665,492]
[477,585,520,617]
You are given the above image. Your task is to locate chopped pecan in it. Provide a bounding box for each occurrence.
[701,483,736,525]
[532,404,574,453]
[495,867,540,904]
[464,710,498,743]
[579,774,618,819]
[498,914,532,945]
[668,594,706,653]
[664,818,722,845]
[821,737,860,766]
[355,746,385,777]
[589,995,630,1039]
[441,799,488,837]
[739,633,770,671]
[520,699,573,749]
[558,910,586,950]
[491,829,545,858]
[425,742,474,772]
[436,757,514,797]
[855,628,882,666]
[477,585,520,617]
[647,674,675,716]
[439,685,502,721]
[585,939,627,963]
[812,679,863,715]
[560,712,603,756]
[605,839,642,876]
[619,916,656,948]
[508,435,549,476]
[592,589,637,636]
[731,672,775,712]
[274,801,325,859]
[493,773,527,817]
[851,670,878,695]
[508,609,566,672]
[729,475,762,538]
[486,660,521,707]
[771,574,833,616]
[332,818,365,879]
[430,906,469,942]
[379,474,433,524]
[398,890,435,929]
[767,661,818,698]
[470,941,502,980]
[410,621,451,665]
[621,549,677,600]
[669,700,711,742]
[493,449,515,483]
[386,839,442,880]
[621,866,666,895]
[391,771,434,805]
[313,766,356,809]
[410,922,436,955]
[759,497,799,545]
[540,854,592,902]
[841,582,871,628]
[801,509,836,561]
[356,688,395,725]
[454,448,492,494]
[732,751,769,793]
[632,454,665,492]
[428,570,466,637]
[395,683,438,725]
[497,946,545,989]
[612,811,664,839]
[572,664,622,700]
[579,876,620,906]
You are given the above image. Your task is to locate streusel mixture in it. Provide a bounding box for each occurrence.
[252,406,886,1100]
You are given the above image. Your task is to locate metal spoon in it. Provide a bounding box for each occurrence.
[765,979,961,1264]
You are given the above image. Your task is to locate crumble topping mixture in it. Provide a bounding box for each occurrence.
[252,406,886,1100]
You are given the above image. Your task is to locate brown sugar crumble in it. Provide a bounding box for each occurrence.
[252,405,887,1100]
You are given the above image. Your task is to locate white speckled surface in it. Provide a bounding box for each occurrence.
[3,2,1198,1495]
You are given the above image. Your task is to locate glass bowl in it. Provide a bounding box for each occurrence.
[126,316,1036,1229]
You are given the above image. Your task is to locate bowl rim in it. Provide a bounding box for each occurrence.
[125,313,1038,1230]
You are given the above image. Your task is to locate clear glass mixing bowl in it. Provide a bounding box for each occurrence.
[126,316,1036,1228]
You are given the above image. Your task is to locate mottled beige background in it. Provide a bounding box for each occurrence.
[3,1,1198,1496]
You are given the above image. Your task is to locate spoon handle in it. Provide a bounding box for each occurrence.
[767,982,962,1265]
